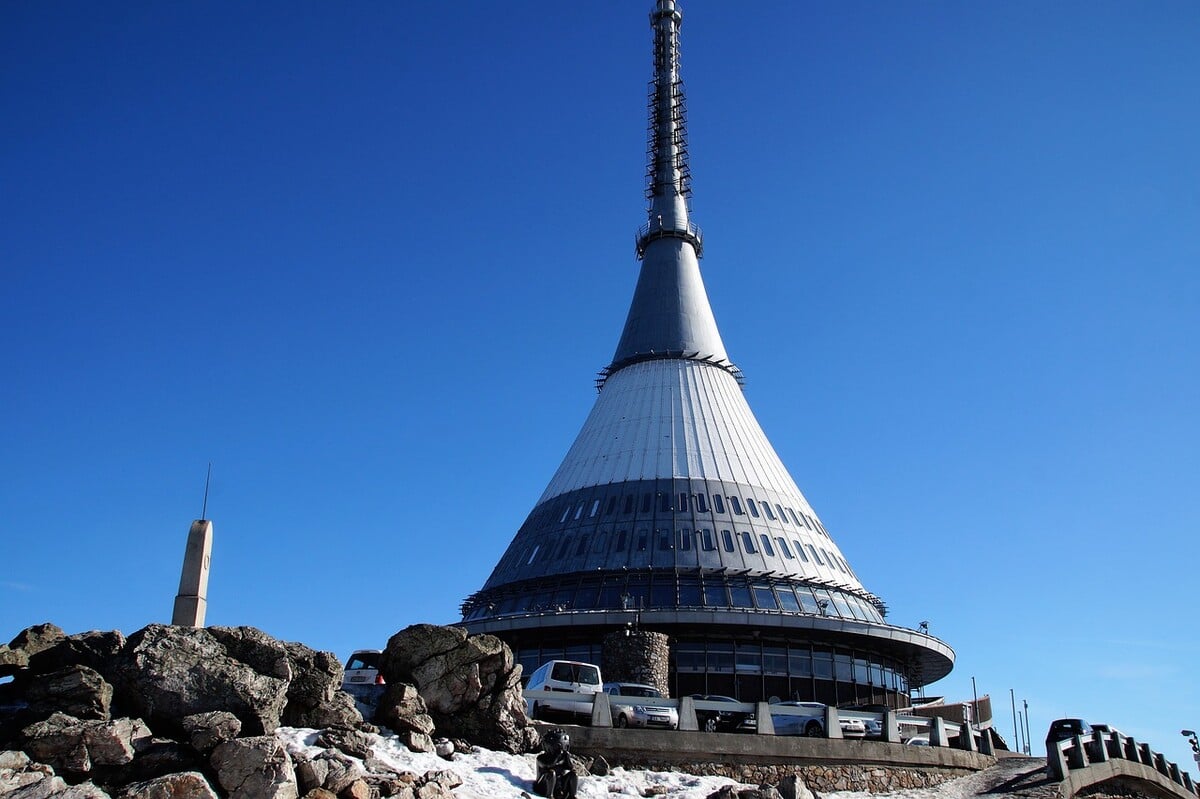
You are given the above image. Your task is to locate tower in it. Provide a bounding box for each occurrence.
[171,518,213,627]
[460,0,953,706]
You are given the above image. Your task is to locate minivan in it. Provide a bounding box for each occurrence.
[525,660,603,721]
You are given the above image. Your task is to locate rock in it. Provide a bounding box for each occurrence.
[22,714,153,774]
[378,625,535,753]
[299,752,362,795]
[27,632,127,680]
[26,666,113,721]
[642,786,668,797]
[414,785,452,799]
[116,738,202,784]
[117,771,217,799]
[418,770,461,792]
[432,739,453,760]
[0,646,30,677]
[181,711,243,754]
[589,754,610,777]
[1,624,67,679]
[112,625,289,736]
[339,778,374,799]
[777,775,814,799]
[280,643,361,730]
[56,782,113,798]
[1,748,31,769]
[301,790,337,799]
[316,729,374,760]
[395,732,433,754]
[374,685,434,738]
[211,736,298,799]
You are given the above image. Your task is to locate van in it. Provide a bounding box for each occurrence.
[525,660,603,721]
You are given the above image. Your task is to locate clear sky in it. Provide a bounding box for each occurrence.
[3,0,1198,774]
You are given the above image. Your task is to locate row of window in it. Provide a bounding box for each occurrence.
[464,573,885,624]
[505,526,854,579]
[550,490,831,540]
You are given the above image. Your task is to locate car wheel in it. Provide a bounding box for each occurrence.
[805,720,823,737]
[703,716,718,733]
[616,714,628,728]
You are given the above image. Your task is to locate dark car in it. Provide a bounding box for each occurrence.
[1045,718,1094,754]
[690,694,755,733]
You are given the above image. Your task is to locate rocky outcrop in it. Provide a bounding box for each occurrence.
[210,736,297,799]
[117,771,218,799]
[278,643,360,731]
[26,666,113,721]
[379,624,537,753]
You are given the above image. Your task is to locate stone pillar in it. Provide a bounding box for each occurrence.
[678,696,699,731]
[590,691,613,728]
[171,519,213,627]
[825,705,843,739]
[601,630,670,695]
[755,702,775,736]
[882,709,901,743]
[929,717,947,747]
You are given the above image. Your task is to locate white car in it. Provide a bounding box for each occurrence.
[525,660,603,720]
[839,716,867,738]
[342,649,384,688]
[770,701,827,737]
[604,683,678,730]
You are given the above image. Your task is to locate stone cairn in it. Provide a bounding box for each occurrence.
[0,621,538,799]
[600,630,670,695]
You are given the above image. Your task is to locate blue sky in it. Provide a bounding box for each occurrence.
[3,0,1198,773]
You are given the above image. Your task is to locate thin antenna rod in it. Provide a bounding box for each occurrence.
[201,463,212,520]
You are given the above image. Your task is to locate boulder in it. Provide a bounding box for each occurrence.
[21,714,152,775]
[1,624,67,679]
[117,771,218,799]
[374,685,434,739]
[777,775,814,799]
[181,712,242,754]
[279,643,361,730]
[111,625,289,736]
[26,666,113,721]
[28,632,126,679]
[378,625,536,753]
[210,736,298,799]
[315,729,374,760]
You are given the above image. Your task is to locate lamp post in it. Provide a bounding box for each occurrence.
[1182,730,1199,766]
[1023,700,1031,755]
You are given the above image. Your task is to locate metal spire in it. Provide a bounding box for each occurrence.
[608,0,730,383]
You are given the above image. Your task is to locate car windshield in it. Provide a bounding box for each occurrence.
[620,686,662,698]
[346,653,379,670]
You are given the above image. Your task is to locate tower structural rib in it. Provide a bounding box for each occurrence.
[460,0,953,702]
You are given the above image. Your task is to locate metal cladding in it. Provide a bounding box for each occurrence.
[461,0,953,694]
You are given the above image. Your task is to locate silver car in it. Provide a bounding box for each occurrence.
[604,682,679,729]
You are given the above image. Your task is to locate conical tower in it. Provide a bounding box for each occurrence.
[461,0,953,705]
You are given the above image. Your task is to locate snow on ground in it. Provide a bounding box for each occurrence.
[278,727,1026,799]
[278,727,756,799]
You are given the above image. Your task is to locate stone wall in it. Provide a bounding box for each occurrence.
[600,756,964,793]
[601,630,670,695]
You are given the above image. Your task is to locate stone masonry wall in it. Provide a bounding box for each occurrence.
[601,630,670,695]
[601,756,964,793]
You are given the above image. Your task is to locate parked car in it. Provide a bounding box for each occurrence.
[603,683,678,729]
[905,735,930,746]
[342,649,384,688]
[525,660,603,721]
[690,695,756,733]
[843,704,887,739]
[770,701,826,737]
[1045,719,1094,753]
[839,716,867,739]
[341,649,385,709]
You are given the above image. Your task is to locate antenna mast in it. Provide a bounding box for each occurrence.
[201,463,212,521]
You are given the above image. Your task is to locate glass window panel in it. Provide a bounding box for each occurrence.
[640,494,652,513]
[752,586,777,609]
[636,530,648,552]
[593,531,609,553]
[776,587,801,612]
[678,580,702,606]
[575,535,589,556]
[650,581,675,607]
[811,588,833,616]
[657,530,672,551]
[760,534,775,557]
[788,507,802,525]
[736,643,762,673]
[789,648,813,677]
[794,541,809,561]
[776,504,788,522]
[740,531,757,553]
[807,544,824,565]
[574,502,585,520]
[696,494,709,513]
[574,582,600,609]
[678,493,689,512]
[813,650,834,679]
[623,580,649,609]
[763,646,788,675]
[707,644,734,673]
[721,530,735,552]
[598,582,625,608]
[552,586,575,607]
[854,658,870,684]
[763,502,777,520]
[834,653,853,681]
[777,537,793,558]
[713,494,726,514]
[730,585,754,608]
[614,530,628,551]
[830,593,854,619]
[678,528,691,551]
[660,493,672,513]
[605,496,617,515]
[747,498,760,518]
[795,587,819,614]
[703,583,728,607]
[559,505,571,524]
[730,496,744,515]
[700,529,715,551]
[677,645,706,672]
[623,496,634,514]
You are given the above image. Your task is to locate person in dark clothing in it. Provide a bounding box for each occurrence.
[533,728,577,799]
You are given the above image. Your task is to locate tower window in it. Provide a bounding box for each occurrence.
[589,499,600,518]
[641,494,653,514]
[793,541,809,562]
[594,531,609,552]
[721,529,735,552]
[759,534,775,557]
[575,535,590,556]
[776,504,788,523]
[678,493,689,512]
[605,496,618,515]
[776,587,801,612]
[746,498,760,518]
[807,544,824,565]
[730,585,754,608]
[704,583,728,607]
[615,530,628,551]
[623,496,635,515]
[637,531,649,552]
[787,507,802,525]
[526,545,540,565]
[657,530,673,551]
[752,586,778,609]
[777,537,793,558]
[695,493,709,513]
[678,528,691,551]
[763,502,777,521]
[730,497,744,515]
[574,502,585,520]
[713,495,726,514]
[700,529,715,551]
[802,514,814,530]
[740,531,757,554]
[660,493,672,513]
[559,506,571,524]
